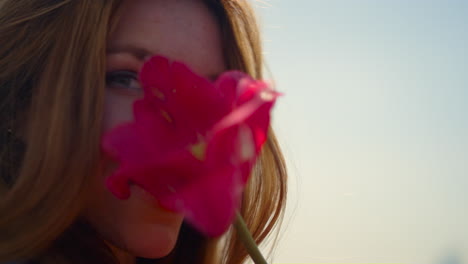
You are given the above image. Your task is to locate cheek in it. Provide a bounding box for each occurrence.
[85,91,184,258]
[102,91,137,133]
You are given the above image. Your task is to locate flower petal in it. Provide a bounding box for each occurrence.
[102,123,153,164]
[102,55,280,237]
[158,166,242,237]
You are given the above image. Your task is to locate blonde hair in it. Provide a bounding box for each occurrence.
[0,1,287,264]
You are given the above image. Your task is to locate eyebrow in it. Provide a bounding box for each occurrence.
[107,44,153,61]
[107,44,222,81]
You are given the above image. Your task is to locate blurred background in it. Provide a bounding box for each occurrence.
[253,1,468,263]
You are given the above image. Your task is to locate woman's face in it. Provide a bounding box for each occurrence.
[84,0,226,260]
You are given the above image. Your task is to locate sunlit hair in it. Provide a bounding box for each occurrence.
[0,1,287,263]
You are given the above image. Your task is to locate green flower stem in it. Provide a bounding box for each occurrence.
[234,211,268,264]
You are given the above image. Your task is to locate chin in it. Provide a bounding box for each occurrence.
[86,165,185,259]
[128,223,181,259]
[107,201,185,259]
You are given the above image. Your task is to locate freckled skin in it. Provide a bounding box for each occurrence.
[84,0,226,260]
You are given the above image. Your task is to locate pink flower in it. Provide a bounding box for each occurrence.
[101,56,279,237]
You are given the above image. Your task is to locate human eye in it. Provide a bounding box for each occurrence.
[105,70,141,91]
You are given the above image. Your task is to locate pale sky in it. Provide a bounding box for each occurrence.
[254,1,468,263]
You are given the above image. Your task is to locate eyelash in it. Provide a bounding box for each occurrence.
[105,70,141,91]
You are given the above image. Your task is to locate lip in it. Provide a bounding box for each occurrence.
[130,184,178,214]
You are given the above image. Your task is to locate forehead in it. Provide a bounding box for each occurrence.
[108,0,225,75]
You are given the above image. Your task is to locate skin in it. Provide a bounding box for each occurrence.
[84,0,226,263]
